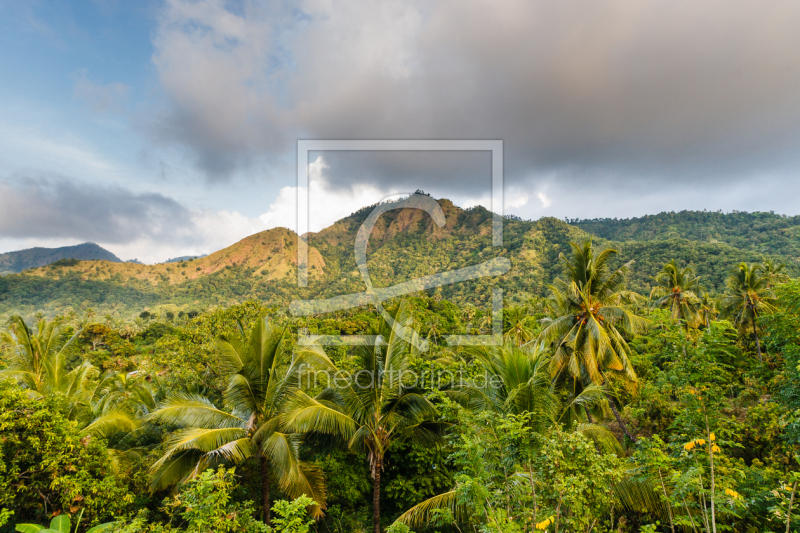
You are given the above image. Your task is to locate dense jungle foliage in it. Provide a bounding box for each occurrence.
[2,231,800,532]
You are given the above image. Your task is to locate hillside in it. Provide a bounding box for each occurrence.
[0,200,797,318]
[573,210,800,258]
[0,242,121,274]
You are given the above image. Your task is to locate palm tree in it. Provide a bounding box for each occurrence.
[502,305,536,346]
[282,304,443,533]
[761,257,789,288]
[0,315,93,406]
[539,240,647,442]
[699,292,718,328]
[148,318,331,523]
[719,263,777,362]
[650,260,702,329]
[394,344,620,530]
[0,316,140,445]
[450,343,618,447]
[83,370,159,439]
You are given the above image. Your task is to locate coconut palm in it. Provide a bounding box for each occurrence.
[449,343,618,447]
[82,370,159,439]
[699,292,718,328]
[650,260,702,329]
[539,240,647,442]
[0,315,98,420]
[0,315,142,450]
[719,262,777,362]
[281,304,443,533]
[761,257,789,288]
[147,318,331,523]
[502,305,536,346]
[394,344,621,530]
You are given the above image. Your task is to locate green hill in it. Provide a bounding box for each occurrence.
[0,202,797,319]
[573,210,800,258]
[0,242,121,275]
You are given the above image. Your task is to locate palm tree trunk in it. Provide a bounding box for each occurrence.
[607,394,637,443]
[753,320,762,363]
[372,459,382,533]
[261,455,271,525]
[786,480,797,533]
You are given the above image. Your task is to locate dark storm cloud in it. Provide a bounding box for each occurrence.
[150,0,800,196]
[0,176,194,243]
[309,151,493,194]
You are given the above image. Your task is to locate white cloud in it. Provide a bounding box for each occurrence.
[259,156,398,233]
[536,192,552,208]
[506,192,529,209]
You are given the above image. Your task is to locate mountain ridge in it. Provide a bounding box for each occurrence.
[0,242,121,275]
[0,201,797,317]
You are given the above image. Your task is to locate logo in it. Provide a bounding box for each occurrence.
[290,140,507,350]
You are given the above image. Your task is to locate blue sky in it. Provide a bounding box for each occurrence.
[2,0,800,262]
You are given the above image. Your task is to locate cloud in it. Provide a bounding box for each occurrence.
[73,70,130,113]
[536,192,551,209]
[0,175,194,244]
[0,175,280,263]
[258,156,399,233]
[146,0,800,201]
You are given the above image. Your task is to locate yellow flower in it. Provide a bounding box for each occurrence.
[684,442,696,451]
[535,518,552,530]
[696,439,706,446]
[709,432,716,441]
[711,445,721,453]
[725,488,741,499]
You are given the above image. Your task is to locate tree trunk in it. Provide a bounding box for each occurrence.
[787,480,797,533]
[584,405,594,423]
[753,320,762,363]
[372,459,382,533]
[657,468,675,533]
[261,455,271,525]
[607,394,637,443]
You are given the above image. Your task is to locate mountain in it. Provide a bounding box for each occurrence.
[0,201,797,318]
[164,255,207,263]
[573,210,800,258]
[0,243,121,275]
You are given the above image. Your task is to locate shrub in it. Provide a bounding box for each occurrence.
[0,380,134,526]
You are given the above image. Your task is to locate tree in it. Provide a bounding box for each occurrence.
[0,315,85,397]
[0,315,141,441]
[650,259,702,329]
[148,318,329,523]
[719,262,777,362]
[394,345,621,531]
[0,379,133,525]
[282,304,443,533]
[502,305,536,346]
[699,292,718,328]
[761,257,789,288]
[539,240,647,442]
[450,344,618,447]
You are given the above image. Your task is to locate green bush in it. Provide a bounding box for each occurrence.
[0,380,133,526]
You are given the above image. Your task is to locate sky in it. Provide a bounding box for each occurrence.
[1,0,799,263]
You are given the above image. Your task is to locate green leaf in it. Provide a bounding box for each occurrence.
[15,525,47,533]
[49,515,71,533]
[86,523,119,533]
